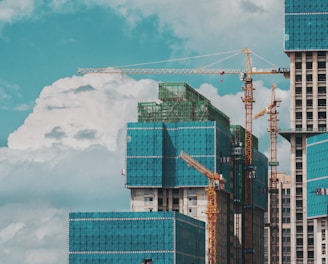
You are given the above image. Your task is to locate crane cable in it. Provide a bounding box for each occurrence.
[113,49,242,68]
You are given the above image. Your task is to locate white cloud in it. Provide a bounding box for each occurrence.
[8,74,158,151]
[0,0,35,25]
[0,73,159,264]
[95,0,288,65]
[0,222,25,243]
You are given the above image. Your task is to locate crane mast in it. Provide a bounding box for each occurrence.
[254,84,281,264]
[241,48,255,264]
[179,151,225,264]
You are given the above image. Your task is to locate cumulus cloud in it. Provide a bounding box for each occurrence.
[8,74,157,150]
[0,73,158,263]
[0,0,35,27]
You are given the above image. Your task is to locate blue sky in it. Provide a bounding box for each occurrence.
[0,1,292,263]
[0,4,176,145]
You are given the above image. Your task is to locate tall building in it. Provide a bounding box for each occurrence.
[230,125,268,264]
[126,82,268,264]
[281,1,328,263]
[264,173,292,264]
[306,133,328,264]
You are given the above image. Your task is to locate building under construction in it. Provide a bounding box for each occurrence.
[126,82,268,263]
[68,82,269,264]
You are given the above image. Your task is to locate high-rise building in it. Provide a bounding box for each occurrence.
[281,1,328,263]
[126,82,268,264]
[264,173,292,264]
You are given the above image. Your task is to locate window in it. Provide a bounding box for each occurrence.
[322,244,326,255]
[318,74,326,81]
[318,99,326,106]
[296,213,303,220]
[318,86,326,94]
[296,163,303,170]
[296,137,302,144]
[322,229,326,241]
[296,149,302,157]
[307,112,313,119]
[296,112,302,119]
[307,87,313,94]
[296,87,302,94]
[318,61,326,68]
[297,226,303,233]
[296,75,302,82]
[306,62,312,69]
[297,251,303,258]
[307,99,313,107]
[296,99,302,107]
[307,74,313,81]
[319,112,326,119]
[296,188,303,195]
[295,62,302,69]
[296,175,302,183]
[308,238,314,245]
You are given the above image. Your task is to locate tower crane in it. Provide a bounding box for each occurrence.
[78,48,289,264]
[179,150,226,264]
[254,84,281,264]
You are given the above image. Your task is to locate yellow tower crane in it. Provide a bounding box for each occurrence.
[254,84,281,264]
[179,150,226,264]
[78,48,289,264]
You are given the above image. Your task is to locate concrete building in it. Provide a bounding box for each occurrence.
[264,173,292,264]
[280,1,328,263]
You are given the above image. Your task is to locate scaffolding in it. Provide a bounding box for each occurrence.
[138,82,230,128]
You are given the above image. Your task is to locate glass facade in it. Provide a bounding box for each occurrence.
[69,211,205,264]
[126,121,232,190]
[307,133,328,218]
[284,0,328,51]
[253,149,269,210]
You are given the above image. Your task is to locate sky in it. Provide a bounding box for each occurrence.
[0,1,291,263]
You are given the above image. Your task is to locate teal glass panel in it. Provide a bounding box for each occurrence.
[285,0,328,50]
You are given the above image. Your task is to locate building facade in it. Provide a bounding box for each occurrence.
[126,82,268,264]
[281,1,328,263]
[306,133,328,264]
[68,211,205,264]
[264,173,292,264]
